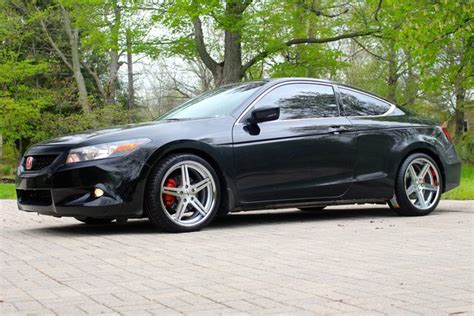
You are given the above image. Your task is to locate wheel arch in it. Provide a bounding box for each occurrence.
[142,140,234,215]
[396,144,446,192]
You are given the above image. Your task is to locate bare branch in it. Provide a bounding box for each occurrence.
[81,62,106,100]
[38,16,73,71]
[352,38,389,61]
[373,0,383,22]
[243,29,377,72]
[300,1,349,18]
[191,16,218,75]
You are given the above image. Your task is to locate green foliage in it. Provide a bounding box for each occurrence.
[40,104,135,137]
[0,144,16,166]
[0,54,54,151]
[455,131,474,165]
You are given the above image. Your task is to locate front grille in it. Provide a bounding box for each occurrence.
[17,189,52,206]
[24,155,58,171]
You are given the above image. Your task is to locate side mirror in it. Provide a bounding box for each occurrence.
[248,107,280,124]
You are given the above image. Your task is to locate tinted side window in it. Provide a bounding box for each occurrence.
[254,84,338,120]
[340,88,391,116]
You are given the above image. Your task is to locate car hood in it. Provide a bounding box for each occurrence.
[32,116,234,150]
[36,121,161,146]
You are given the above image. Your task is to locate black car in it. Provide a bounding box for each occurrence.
[16,78,461,232]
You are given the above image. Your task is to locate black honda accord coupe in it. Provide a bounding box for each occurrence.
[16,78,461,232]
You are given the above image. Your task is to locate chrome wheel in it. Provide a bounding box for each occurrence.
[160,160,217,227]
[404,158,440,210]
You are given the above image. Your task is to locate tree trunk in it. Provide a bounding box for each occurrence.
[126,28,135,114]
[306,11,316,78]
[71,30,90,112]
[219,1,245,85]
[454,85,465,138]
[107,52,119,104]
[192,0,376,86]
[61,7,90,112]
[404,51,417,107]
[386,40,398,102]
[106,2,121,104]
[222,30,243,85]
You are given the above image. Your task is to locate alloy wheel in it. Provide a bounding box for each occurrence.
[159,160,217,227]
[404,157,440,210]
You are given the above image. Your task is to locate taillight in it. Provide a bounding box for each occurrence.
[440,126,453,143]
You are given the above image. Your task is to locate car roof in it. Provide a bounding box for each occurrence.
[264,77,396,106]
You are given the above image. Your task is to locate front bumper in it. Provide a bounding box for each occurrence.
[16,147,150,219]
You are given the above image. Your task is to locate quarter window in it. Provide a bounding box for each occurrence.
[340,88,391,116]
[253,83,339,120]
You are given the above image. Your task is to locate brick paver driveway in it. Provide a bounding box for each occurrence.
[1,200,473,315]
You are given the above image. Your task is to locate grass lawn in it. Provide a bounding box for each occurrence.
[443,165,474,200]
[0,183,16,199]
[0,166,472,200]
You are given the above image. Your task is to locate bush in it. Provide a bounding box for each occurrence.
[40,104,137,137]
[455,131,474,165]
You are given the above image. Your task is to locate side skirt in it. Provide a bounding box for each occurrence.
[230,198,388,213]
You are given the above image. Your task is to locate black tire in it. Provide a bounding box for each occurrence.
[75,217,113,225]
[298,206,326,212]
[145,154,221,233]
[392,153,442,216]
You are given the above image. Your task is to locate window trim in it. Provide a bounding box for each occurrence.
[337,86,396,118]
[236,81,340,124]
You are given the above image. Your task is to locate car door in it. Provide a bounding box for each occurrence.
[232,82,357,203]
[337,86,412,199]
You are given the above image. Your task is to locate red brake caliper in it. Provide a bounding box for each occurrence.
[430,167,438,186]
[163,178,177,206]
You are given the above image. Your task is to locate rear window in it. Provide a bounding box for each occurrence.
[253,83,339,120]
[340,88,391,116]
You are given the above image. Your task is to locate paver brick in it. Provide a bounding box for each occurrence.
[1,199,473,315]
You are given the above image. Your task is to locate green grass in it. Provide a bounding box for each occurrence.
[443,165,474,200]
[0,183,16,199]
[0,166,472,200]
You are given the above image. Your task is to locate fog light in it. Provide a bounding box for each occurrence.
[93,188,104,197]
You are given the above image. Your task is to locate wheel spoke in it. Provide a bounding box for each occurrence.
[418,163,430,181]
[174,199,188,221]
[415,189,427,208]
[181,164,190,187]
[408,165,418,182]
[189,198,207,216]
[192,178,210,193]
[421,183,438,192]
[162,186,182,197]
[406,185,416,196]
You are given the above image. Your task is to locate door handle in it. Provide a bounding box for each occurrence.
[329,125,349,134]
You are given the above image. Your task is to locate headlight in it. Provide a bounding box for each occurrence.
[66,138,150,164]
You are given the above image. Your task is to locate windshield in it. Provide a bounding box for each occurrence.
[158,81,265,120]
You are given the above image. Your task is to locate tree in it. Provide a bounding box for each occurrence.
[34,2,91,112]
[394,0,473,138]
[155,0,382,85]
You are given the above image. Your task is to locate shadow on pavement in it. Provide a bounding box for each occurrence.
[21,206,408,236]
